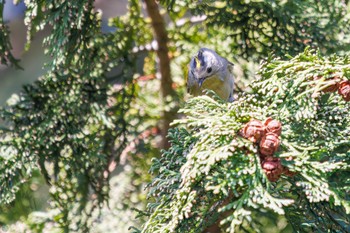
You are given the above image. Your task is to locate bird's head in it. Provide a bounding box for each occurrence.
[188,48,230,87]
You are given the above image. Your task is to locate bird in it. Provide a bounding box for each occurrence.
[187,48,235,102]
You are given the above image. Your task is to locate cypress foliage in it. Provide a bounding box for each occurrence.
[0,0,350,232]
[161,0,350,59]
[0,0,21,68]
[0,0,139,231]
[141,49,350,232]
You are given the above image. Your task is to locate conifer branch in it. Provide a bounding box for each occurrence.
[141,49,350,233]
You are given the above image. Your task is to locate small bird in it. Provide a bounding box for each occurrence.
[187,48,235,102]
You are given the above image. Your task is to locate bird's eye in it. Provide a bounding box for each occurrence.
[207,67,212,73]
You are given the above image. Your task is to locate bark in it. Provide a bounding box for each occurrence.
[144,0,176,149]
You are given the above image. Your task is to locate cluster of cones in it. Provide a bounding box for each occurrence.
[315,76,350,101]
[240,118,294,182]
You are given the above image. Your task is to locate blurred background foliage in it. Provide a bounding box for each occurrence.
[0,0,349,232]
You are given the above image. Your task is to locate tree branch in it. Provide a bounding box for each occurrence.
[144,0,176,149]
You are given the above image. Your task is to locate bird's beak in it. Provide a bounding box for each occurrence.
[192,56,207,87]
[190,68,206,87]
[198,78,205,88]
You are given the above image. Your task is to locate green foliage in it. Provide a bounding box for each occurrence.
[141,49,350,232]
[24,0,99,67]
[162,0,350,59]
[1,0,159,230]
[1,0,350,232]
[0,0,21,68]
[255,49,350,232]
[0,0,140,231]
[0,170,48,225]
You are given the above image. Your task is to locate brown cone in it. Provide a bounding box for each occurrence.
[241,119,265,143]
[338,80,350,101]
[264,118,282,135]
[259,132,280,157]
[261,157,283,182]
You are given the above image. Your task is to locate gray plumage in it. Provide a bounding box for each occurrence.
[187,48,235,102]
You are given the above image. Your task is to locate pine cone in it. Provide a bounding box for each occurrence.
[240,119,265,143]
[259,132,280,156]
[264,117,282,135]
[261,157,283,182]
[338,80,350,101]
